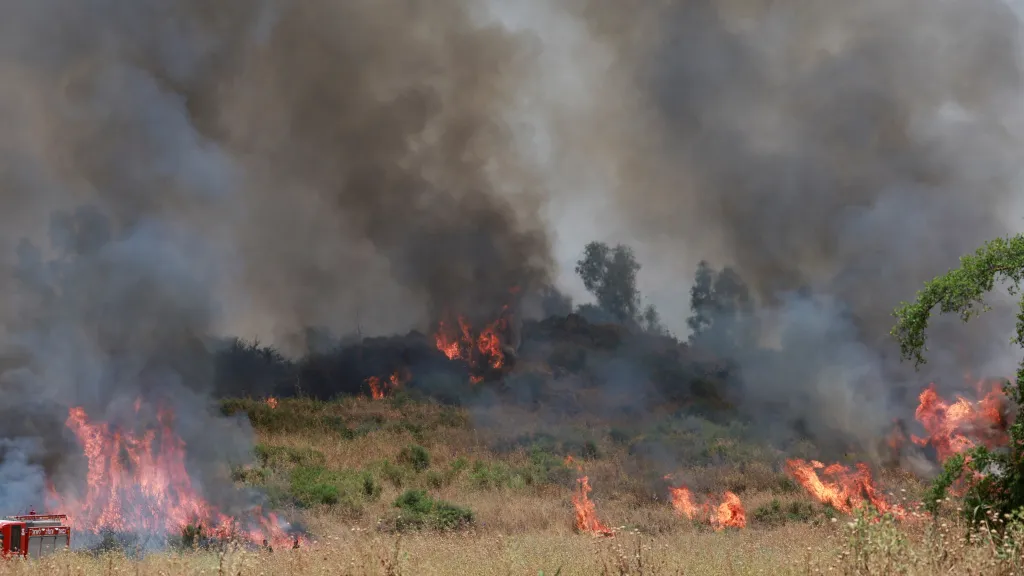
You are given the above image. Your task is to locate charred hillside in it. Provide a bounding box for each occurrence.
[212,312,738,420]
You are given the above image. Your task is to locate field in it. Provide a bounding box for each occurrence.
[4,396,1022,576]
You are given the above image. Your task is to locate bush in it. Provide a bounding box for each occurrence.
[468,461,513,489]
[220,398,355,436]
[380,460,407,487]
[752,499,817,526]
[289,465,380,511]
[392,490,474,531]
[398,444,431,472]
[254,444,326,469]
[437,407,470,428]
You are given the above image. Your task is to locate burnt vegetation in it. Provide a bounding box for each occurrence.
[211,242,749,423]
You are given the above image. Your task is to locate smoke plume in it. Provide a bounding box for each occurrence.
[562,0,1024,456]
[3,0,1023,516]
[0,0,553,516]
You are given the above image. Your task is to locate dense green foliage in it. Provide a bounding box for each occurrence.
[686,260,756,353]
[574,241,665,334]
[575,242,643,324]
[392,490,474,531]
[892,234,1024,523]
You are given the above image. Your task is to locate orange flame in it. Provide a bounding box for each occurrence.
[564,456,613,536]
[785,459,902,517]
[665,478,746,530]
[667,484,700,520]
[366,376,385,400]
[47,404,299,548]
[365,370,407,400]
[911,380,1008,461]
[711,492,746,530]
[265,397,278,409]
[432,307,511,382]
[572,476,615,537]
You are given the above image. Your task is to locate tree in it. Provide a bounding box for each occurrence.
[640,303,667,336]
[687,261,715,338]
[686,261,756,351]
[891,234,1024,522]
[575,242,642,324]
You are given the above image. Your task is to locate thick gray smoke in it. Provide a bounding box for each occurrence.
[0,0,554,519]
[3,0,1022,519]
[563,0,1024,458]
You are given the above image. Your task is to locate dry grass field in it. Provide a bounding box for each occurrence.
[4,397,1023,576]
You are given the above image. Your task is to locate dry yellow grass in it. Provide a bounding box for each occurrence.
[5,398,1021,575]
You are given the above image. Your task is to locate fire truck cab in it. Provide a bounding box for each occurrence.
[0,514,70,558]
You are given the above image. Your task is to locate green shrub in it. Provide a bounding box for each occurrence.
[289,465,380,511]
[231,466,269,484]
[425,470,446,489]
[437,408,469,428]
[752,499,817,526]
[254,444,326,469]
[220,398,355,436]
[398,444,431,472]
[380,460,406,487]
[469,461,512,489]
[361,473,382,499]
[392,490,474,531]
[449,456,469,474]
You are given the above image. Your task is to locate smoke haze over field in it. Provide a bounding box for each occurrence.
[0,0,560,514]
[559,0,1024,454]
[1,0,1024,514]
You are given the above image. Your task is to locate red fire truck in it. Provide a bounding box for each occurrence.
[0,513,71,558]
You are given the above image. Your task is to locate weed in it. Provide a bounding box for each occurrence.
[391,490,474,532]
[289,465,380,512]
[752,499,817,526]
[397,444,431,472]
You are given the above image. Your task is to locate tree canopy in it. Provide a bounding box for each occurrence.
[891,234,1024,384]
[687,260,756,352]
[575,241,642,324]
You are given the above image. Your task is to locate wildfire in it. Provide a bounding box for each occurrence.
[572,476,615,537]
[911,380,1008,461]
[433,307,511,382]
[785,459,902,517]
[565,456,614,537]
[47,404,300,548]
[665,478,746,530]
[365,370,406,400]
[265,397,278,409]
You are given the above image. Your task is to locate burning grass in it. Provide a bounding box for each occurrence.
[11,389,1021,573]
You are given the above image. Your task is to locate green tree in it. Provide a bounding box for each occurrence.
[891,234,1024,522]
[686,261,755,350]
[687,261,715,338]
[575,242,642,324]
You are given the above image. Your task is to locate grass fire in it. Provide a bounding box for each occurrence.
[4,0,1024,574]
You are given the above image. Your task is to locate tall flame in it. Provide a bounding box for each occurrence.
[565,456,614,536]
[48,404,299,547]
[911,380,1008,461]
[572,476,615,537]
